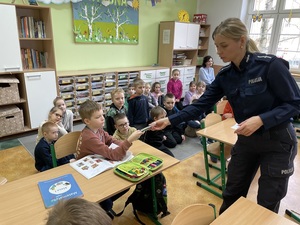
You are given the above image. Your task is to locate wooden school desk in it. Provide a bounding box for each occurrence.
[195,118,237,198]
[0,140,179,225]
[210,197,297,225]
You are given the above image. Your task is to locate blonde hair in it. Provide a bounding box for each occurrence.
[41,121,57,133]
[212,17,259,53]
[48,107,62,120]
[53,96,65,106]
[79,100,102,121]
[46,198,112,225]
[110,87,124,99]
[133,78,145,87]
[150,106,166,120]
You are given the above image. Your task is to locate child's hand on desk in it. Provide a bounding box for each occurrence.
[181,135,186,141]
[127,130,144,143]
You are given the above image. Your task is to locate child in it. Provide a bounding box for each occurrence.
[36,107,68,144]
[151,82,164,106]
[46,198,112,225]
[144,106,174,157]
[127,78,150,130]
[144,82,157,109]
[167,69,183,110]
[124,83,135,109]
[34,122,75,172]
[162,93,186,148]
[182,81,196,107]
[76,100,143,214]
[190,81,206,103]
[113,113,137,141]
[53,96,74,132]
[104,88,127,135]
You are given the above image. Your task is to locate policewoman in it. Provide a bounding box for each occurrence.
[151,18,300,214]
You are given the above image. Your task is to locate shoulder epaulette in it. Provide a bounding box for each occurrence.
[255,53,276,63]
[217,64,231,76]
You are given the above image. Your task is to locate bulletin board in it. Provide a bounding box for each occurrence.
[72,0,139,44]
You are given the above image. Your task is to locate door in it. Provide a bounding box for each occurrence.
[173,22,188,49]
[186,24,200,49]
[24,71,57,128]
[0,5,22,72]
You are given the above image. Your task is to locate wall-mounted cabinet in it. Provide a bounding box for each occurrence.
[158,21,200,68]
[0,3,57,137]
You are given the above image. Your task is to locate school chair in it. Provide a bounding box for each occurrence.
[216,99,228,115]
[0,176,7,185]
[193,112,232,198]
[171,203,216,225]
[50,131,81,167]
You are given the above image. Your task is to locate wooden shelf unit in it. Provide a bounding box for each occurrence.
[0,3,57,138]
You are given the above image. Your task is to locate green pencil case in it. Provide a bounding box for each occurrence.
[114,153,163,182]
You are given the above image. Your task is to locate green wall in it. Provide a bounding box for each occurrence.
[1,0,197,71]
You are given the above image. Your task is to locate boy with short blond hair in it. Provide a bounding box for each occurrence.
[76,100,143,216]
[127,78,150,130]
[34,121,74,172]
[104,87,127,135]
[144,106,174,157]
[113,113,137,141]
[46,198,112,225]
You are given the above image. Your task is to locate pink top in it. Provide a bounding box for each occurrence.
[167,78,183,100]
[76,127,131,161]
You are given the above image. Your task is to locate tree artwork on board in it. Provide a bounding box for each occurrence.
[72,0,139,44]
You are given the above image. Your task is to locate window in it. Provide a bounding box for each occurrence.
[247,0,300,72]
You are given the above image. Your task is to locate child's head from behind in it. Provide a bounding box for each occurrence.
[79,100,104,130]
[133,78,145,96]
[48,107,63,124]
[42,121,58,142]
[171,69,180,80]
[163,93,175,111]
[111,88,125,109]
[46,198,112,225]
[53,97,66,114]
[189,81,197,92]
[151,82,161,94]
[150,106,166,121]
[197,81,206,94]
[114,113,130,135]
[144,83,151,95]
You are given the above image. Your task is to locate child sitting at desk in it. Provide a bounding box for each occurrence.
[113,113,137,141]
[46,198,112,225]
[34,122,75,172]
[76,100,143,218]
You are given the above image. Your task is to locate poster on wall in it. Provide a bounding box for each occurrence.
[72,0,139,44]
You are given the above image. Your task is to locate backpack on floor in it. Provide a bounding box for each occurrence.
[115,173,170,225]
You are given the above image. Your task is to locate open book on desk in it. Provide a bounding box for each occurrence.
[70,151,134,179]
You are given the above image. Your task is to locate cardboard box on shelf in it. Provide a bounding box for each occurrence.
[0,76,21,105]
[0,105,24,137]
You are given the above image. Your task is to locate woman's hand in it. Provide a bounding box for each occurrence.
[235,116,263,136]
[150,117,171,130]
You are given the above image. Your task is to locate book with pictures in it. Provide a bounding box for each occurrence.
[70,151,134,179]
[37,174,83,209]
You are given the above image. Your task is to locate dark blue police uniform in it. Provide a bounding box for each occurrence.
[169,52,300,213]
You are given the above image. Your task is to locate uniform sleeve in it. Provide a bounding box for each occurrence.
[259,59,300,129]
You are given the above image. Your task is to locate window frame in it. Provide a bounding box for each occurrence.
[247,0,300,73]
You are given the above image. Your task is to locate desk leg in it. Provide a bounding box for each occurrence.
[148,176,162,225]
[219,143,226,191]
[192,136,224,198]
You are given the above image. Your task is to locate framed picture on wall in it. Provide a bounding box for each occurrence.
[72,0,139,44]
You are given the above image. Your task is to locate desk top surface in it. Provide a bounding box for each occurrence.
[210,197,297,225]
[0,140,179,225]
[197,118,237,145]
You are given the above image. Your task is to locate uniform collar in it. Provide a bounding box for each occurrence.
[232,52,252,71]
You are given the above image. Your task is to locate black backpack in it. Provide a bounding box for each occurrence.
[115,173,170,225]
